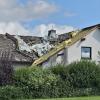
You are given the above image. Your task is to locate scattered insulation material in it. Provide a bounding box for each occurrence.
[13,28,72,58]
[14,35,54,56]
[14,35,31,52]
[30,42,54,56]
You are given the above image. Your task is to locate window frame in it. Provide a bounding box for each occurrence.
[81,46,92,59]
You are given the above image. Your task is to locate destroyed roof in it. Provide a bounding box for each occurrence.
[58,32,72,42]
[0,23,99,64]
[0,33,41,63]
[0,32,71,63]
[20,35,43,45]
[32,23,100,66]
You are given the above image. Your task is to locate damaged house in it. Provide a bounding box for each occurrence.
[1,24,100,68]
[32,24,100,68]
[0,28,71,68]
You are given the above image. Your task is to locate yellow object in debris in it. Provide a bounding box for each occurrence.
[64,39,72,44]
[72,32,77,37]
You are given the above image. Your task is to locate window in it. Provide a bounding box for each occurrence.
[81,47,92,59]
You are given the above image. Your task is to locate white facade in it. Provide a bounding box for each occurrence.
[67,28,100,64]
[42,50,66,68]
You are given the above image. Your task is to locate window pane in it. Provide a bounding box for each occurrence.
[81,47,91,59]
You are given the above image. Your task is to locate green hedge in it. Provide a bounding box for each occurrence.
[66,60,100,89]
[14,67,60,98]
[51,60,100,97]
[0,86,24,100]
[0,60,100,99]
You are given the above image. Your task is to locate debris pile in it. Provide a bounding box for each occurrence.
[30,40,54,56]
[14,35,54,57]
[13,29,72,58]
[14,35,31,52]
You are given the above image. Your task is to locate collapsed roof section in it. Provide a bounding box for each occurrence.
[1,29,76,63]
[32,24,100,66]
[14,35,31,52]
[5,33,42,62]
[0,24,99,65]
[30,42,54,56]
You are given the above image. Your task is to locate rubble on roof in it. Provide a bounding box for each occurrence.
[20,35,43,45]
[13,29,72,57]
[5,33,40,62]
[30,42,54,56]
[14,35,31,52]
[0,29,72,63]
[13,34,54,56]
[30,36,54,56]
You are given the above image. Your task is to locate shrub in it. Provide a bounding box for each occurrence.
[0,60,98,99]
[50,64,67,80]
[14,67,59,98]
[0,85,24,100]
[66,60,100,89]
[51,60,100,97]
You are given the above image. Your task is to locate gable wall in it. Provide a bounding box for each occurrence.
[42,48,68,68]
[67,28,100,63]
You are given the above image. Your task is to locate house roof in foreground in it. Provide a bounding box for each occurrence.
[32,24,100,66]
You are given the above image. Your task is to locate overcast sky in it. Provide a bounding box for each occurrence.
[0,0,99,36]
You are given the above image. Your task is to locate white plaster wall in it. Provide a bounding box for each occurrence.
[67,29,100,64]
[42,48,67,67]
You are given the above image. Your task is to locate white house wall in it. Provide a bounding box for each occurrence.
[67,28,100,64]
[42,48,67,68]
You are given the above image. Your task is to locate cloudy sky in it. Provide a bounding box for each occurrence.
[0,0,100,36]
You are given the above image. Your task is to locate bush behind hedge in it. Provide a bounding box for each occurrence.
[66,60,100,88]
[50,60,100,97]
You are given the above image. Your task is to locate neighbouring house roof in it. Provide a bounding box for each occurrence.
[0,33,42,63]
[20,35,43,45]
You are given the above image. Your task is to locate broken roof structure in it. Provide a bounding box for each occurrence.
[0,24,100,67]
[32,24,100,66]
[0,33,43,63]
[0,29,72,63]
[0,31,71,67]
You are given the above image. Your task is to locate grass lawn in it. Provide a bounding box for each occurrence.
[20,96,100,100]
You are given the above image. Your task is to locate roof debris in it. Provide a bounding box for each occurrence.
[30,42,54,56]
[14,34,55,56]
[14,35,31,52]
